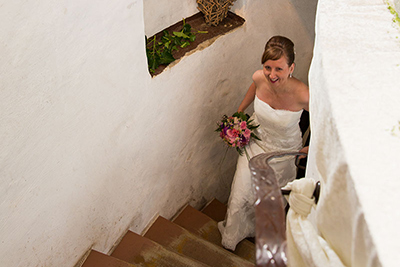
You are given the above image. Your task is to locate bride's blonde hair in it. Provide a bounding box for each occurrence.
[261,36,295,66]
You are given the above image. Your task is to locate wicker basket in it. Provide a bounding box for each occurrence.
[197,0,236,26]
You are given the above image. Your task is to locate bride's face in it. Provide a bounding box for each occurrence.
[262,56,294,86]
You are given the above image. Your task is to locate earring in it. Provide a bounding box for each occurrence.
[289,73,293,78]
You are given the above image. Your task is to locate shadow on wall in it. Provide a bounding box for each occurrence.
[288,0,319,41]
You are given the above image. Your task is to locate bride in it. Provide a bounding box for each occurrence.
[218,36,309,250]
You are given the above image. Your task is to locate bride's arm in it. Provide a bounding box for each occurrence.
[238,70,263,113]
[237,82,256,112]
[296,81,309,112]
[297,81,310,158]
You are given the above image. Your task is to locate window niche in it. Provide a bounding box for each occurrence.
[144,1,245,77]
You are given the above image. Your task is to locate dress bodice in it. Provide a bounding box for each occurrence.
[252,95,303,151]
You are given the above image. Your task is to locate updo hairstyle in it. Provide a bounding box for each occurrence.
[261,36,295,66]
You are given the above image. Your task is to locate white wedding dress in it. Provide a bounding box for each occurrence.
[218,95,304,250]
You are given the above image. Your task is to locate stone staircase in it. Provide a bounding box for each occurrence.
[81,199,255,267]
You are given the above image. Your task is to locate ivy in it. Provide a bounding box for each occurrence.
[145,19,207,74]
[386,1,400,27]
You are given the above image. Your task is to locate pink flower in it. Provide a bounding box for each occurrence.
[229,136,237,145]
[240,121,247,130]
[227,129,239,139]
[243,129,251,139]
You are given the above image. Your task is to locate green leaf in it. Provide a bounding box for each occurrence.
[173,38,182,46]
[162,34,171,41]
[233,111,247,121]
[146,49,152,64]
[164,40,171,49]
[173,31,190,38]
[148,53,160,73]
[182,23,192,34]
[159,50,175,64]
[251,133,261,141]
[180,41,190,48]
[189,34,196,42]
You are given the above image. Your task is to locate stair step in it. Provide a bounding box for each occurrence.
[174,204,256,263]
[201,198,227,222]
[173,205,222,246]
[82,250,138,267]
[201,199,256,246]
[201,199,256,259]
[144,216,254,267]
[111,231,208,267]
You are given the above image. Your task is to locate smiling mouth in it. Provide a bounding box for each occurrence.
[270,77,278,83]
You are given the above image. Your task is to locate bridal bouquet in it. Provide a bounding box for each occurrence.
[216,112,260,157]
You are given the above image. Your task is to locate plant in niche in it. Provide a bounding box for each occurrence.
[145,19,207,74]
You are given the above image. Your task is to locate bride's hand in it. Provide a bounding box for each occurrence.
[299,146,309,159]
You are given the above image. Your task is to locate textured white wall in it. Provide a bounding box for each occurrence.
[307,0,400,266]
[143,0,198,36]
[0,0,317,266]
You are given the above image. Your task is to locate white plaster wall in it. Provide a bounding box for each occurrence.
[307,0,400,265]
[143,0,198,36]
[0,0,317,266]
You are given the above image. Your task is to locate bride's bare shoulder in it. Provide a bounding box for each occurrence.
[252,70,265,82]
[291,78,309,109]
